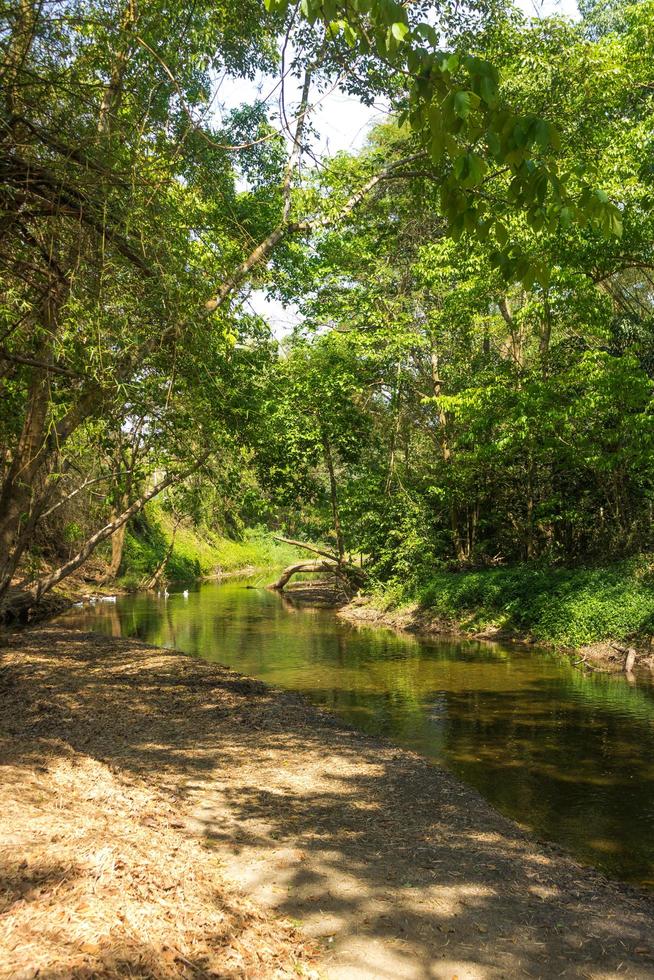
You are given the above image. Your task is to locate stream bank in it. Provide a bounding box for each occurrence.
[2,626,654,979]
[338,558,654,674]
[1,508,302,628]
[339,596,654,673]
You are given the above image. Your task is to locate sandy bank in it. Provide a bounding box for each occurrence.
[1,627,654,979]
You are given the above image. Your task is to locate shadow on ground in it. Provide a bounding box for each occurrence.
[2,627,654,979]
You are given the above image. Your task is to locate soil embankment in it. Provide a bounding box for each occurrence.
[2,627,654,978]
[339,597,654,673]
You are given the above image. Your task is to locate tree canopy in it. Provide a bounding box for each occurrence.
[0,0,650,614]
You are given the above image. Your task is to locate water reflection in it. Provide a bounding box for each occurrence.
[56,580,654,886]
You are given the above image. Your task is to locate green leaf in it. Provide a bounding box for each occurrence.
[512,119,529,149]
[427,103,445,158]
[532,118,558,151]
[391,21,410,42]
[608,207,623,237]
[479,74,498,107]
[453,90,480,119]
[559,206,573,229]
[453,151,487,187]
[486,129,501,158]
[328,18,356,44]
[464,55,495,77]
[449,214,465,240]
[414,23,438,46]
[494,221,509,247]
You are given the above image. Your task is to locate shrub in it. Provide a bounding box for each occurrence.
[377,558,654,647]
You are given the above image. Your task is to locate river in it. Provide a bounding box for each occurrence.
[55,576,654,887]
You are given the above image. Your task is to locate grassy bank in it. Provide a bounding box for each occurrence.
[361,558,654,651]
[118,506,301,589]
[1,510,301,626]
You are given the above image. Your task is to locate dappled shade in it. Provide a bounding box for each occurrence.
[2,626,653,977]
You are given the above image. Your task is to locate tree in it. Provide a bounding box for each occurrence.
[256,3,654,576]
[0,0,640,615]
[251,332,371,558]
[0,0,279,610]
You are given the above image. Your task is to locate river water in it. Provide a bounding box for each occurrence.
[55,577,654,887]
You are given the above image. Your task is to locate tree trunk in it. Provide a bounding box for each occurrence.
[322,433,345,561]
[268,561,336,591]
[0,294,64,596]
[98,1,137,135]
[430,344,465,561]
[142,515,181,589]
[18,457,206,602]
[540,294,552,378]
[107,519,127,580]
[4,0,38,118]
[385,359,403,492]
[499,296,525,370]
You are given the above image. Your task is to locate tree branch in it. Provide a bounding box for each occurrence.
[205,151,428,312]
[29,457,207,599]
[282,68,312,223]
[273,535,339,562]
[3,152,152,274]
[0,345,81,379]
[40,472,132,519]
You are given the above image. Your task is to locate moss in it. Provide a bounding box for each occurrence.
[118,505,301,589]
[371,558,654,648]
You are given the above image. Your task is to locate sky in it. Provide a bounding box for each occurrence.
[218,0,580,335]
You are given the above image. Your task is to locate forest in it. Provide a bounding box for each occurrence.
[2,0,653,637]
[3,2,654,976]
[2,0,654,644]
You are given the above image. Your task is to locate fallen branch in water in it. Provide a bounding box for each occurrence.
[268,558,365,592]
[268,560,338,591]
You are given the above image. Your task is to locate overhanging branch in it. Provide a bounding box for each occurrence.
[204,151,428,312]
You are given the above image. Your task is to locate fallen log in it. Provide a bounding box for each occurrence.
[268,561,336,591]
[268,558,366,592]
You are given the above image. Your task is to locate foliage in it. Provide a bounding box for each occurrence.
[266,0,623,285]
[258,2,654,579]
[119,505,301,590]
[2,0,653,624]
[372,559,654,648]
[0,0,287,602]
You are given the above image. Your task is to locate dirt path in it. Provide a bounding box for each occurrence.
[2,628,654,979]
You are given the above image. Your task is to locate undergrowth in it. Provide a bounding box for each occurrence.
[118,505,300,589]
[371,559,654,648]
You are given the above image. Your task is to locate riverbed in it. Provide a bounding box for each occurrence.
[55,576,654,888]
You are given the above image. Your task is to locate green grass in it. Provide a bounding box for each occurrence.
[371,559,654,648]
[118,505,301,590]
